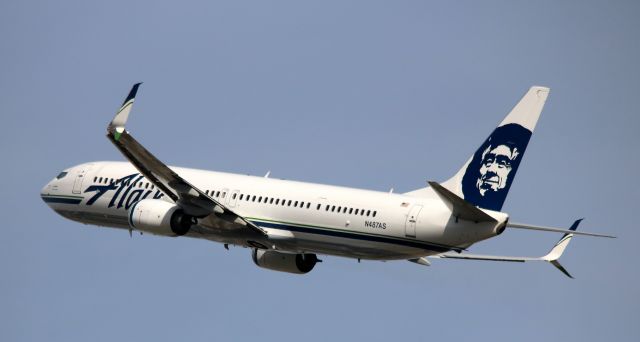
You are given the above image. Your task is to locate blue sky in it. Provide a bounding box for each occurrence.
[1,1,638,341]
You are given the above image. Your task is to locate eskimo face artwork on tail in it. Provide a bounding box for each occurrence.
[461,123,532,211]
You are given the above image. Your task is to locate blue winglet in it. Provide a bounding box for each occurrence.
[562,218,583,239]
[122,82,142,106]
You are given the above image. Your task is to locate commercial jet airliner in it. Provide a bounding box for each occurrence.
[41,84,613,277]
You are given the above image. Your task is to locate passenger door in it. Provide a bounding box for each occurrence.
[72,166,90,194]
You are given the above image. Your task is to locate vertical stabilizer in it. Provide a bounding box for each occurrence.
[407,86,550,211]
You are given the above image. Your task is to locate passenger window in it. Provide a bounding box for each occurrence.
[239,194,244,200]
[216,191,221,197]
[366,210,371,216]
[337,206,342,213]
[222,192,226,198]
[373,211,377,217]
[287,200,292,206]
[270,198,274,204]
[294,201,298,207]
[342,207,347,213]
[93,177,97,182]
[325,205,330,211]
[361,210,365,216]
[317,204,321,210]
[306,203,311,209]
[355,209,359,215]
[349,208,353,214]
[232,193,237,200]
[275,199,280,205]
[331,206,336,212]
[99,177,103,183]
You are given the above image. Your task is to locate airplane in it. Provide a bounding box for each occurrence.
[40,84,614,277]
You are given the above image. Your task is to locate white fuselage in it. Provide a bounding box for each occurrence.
[41,161,507,260]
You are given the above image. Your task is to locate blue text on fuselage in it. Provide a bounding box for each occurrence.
[84,173,164,210]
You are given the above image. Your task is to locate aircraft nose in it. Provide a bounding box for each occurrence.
[40,180,53,203]
[41,181,49,195]
[41,170,67,203]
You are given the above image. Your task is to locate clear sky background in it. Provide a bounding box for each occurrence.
[1,1,638,341]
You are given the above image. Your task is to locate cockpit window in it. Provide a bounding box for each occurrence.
[56,171,68,179]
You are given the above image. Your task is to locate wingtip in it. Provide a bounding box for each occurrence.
[569,218,584,232]
[110,83,143,131]
[122,82,143,106]
[550,260,574,279]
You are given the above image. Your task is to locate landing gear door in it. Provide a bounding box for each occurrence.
[405,204,423,237]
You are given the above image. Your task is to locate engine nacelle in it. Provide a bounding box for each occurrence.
[252,249,318,274]
[128,199,193,236]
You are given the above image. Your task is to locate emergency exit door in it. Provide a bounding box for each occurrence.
[405,205,423,237]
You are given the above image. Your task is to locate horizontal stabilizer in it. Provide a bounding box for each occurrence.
[428,181,497,223]
[507,221,615,238]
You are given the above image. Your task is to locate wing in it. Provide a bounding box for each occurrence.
[107,84,268,242]
[425,219,584,278]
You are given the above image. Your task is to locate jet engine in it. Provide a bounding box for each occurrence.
[128,199,193,236]
[252,249,319,274]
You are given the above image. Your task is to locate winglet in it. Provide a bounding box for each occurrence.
[109,83,142,136]
[542,219,582,278]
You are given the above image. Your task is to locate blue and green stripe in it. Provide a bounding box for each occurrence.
[247,217,454,252]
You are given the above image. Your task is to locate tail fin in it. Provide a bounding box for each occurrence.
[409,86,550,211]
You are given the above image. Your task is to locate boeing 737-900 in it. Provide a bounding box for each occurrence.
[40,84,613,276]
